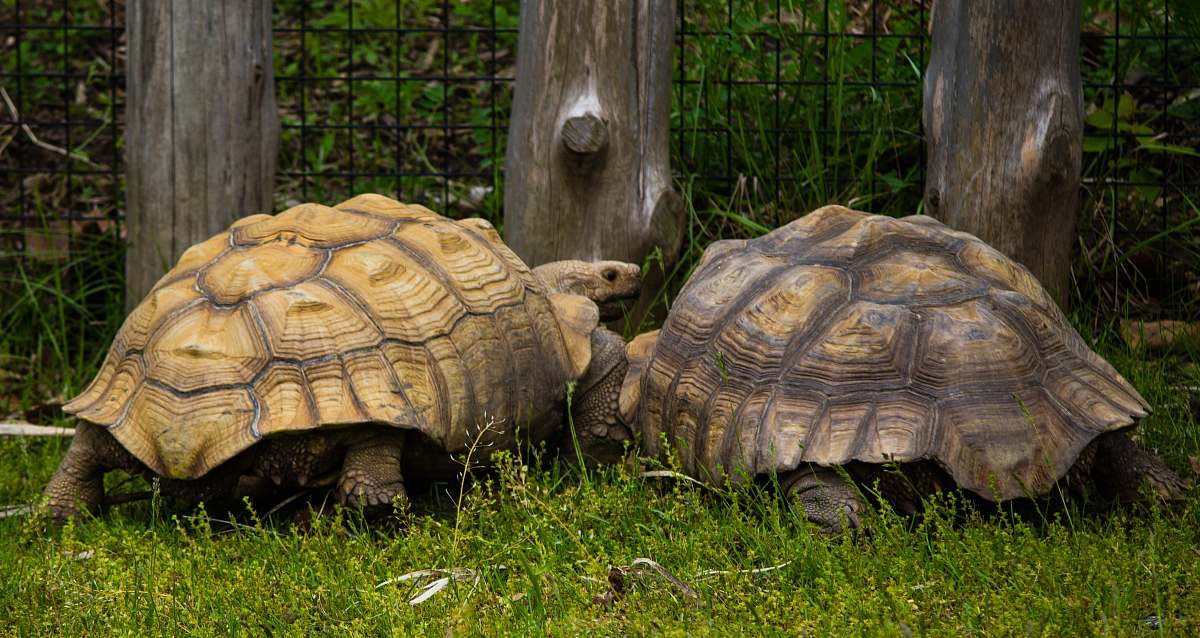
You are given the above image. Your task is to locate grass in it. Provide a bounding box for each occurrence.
[1,400,1199,635]
[2,0,1200,634]
[1,302,1198,635]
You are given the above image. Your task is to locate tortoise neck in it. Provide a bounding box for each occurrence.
[568,327,636,464]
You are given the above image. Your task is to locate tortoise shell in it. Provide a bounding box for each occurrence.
[619,206,1149,500]
[64,194,598,480]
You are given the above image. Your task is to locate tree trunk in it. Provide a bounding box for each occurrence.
[503,0,683,305]
[125,0,279,309]
[923,0,1083,307]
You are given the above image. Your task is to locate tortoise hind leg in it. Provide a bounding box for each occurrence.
[335,429,407,515]
[1091,431,1189,502]
[781,465,866,535]
[43,422,139,521]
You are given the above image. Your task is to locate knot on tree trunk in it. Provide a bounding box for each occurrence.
[561,113,609,157]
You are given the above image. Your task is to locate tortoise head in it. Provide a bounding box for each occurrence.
[532,260,641,321]
[562,326,637,466]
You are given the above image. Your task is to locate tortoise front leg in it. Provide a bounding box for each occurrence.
[43,422,139,521]
[781,465,867,535]
[335,429,407,515]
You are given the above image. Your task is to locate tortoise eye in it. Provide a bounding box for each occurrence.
[602,269,618,282]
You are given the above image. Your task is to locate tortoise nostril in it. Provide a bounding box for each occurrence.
[603,269,617,282]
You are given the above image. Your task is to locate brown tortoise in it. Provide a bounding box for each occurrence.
[568,206,1187,533]
[45,194,640,520]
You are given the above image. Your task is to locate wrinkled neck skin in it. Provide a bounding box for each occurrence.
[565,327,639,466]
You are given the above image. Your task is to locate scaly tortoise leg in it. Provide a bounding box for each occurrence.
[254,431,341,487]
[42,422,139,521]
[335,429,407,515]
[156,458,249,510]
[1091,431,1189,502]
[781,465,867,535]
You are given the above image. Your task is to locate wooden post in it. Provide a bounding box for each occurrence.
[125,0,279,309]
[923,1,1083,306]
[503,0,683,304]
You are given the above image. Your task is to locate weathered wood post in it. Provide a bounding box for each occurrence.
[504,0,683,309]
[924,1,1083,306]
[125,0,279,308]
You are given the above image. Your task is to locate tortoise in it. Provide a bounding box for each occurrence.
[44,194,640,520]
[568,206,1188,533]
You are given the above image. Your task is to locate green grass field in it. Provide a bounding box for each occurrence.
[1,342,1199,636]
[3,0,1200,635]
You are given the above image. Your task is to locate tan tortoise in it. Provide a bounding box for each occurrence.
[45,194,640,520]
[568,206,1187,533]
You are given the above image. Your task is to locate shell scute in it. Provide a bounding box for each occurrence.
[121,276,205,352]
[253,365,317,436]
[72,356,145,425]
[143,303,268,392]
[322,239,466,343]
[336,194,440,222]
[234,202,394,247]
[165,231,231,286]
[382,342,443,428]
[344,349,420,425]
[200,242,325,304]
[855,250,984,305]
[757,390,824,473]
[393,221,525,312]
[117,384,257,480]
[787,302,916,392]
[715,265,846,382]
[253,281,382,360]
[911,298,1040,391]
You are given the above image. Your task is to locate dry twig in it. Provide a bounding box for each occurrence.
[376,567,482,605]
[0,505,32,519]
[0,423,75,437]
[639,470,713,490]
[694,561,793,580]
[1,86,99,167]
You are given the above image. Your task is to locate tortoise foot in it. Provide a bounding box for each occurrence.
[335,429,407,516]
[41,422,133,522]
[336,470,408,513]
[43,470,103,523]
[783,466,866,535]
[255,432,340,488]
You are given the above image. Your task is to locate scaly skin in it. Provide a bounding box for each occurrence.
[254,430,342,487]
[565,327,633,465]
[781,466,866,535]
[43,422,140,520]
[335,429,408,515]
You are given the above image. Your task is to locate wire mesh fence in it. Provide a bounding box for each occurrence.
[1,1,1197,308]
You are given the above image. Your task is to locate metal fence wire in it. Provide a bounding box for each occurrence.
[1,1,1197,307]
